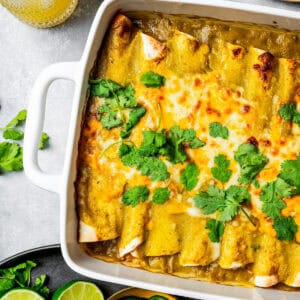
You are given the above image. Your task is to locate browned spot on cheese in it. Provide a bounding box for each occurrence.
[247,136,259,147]
[206,103,221,117]
[241,105,251,113]
[253,52,275,88]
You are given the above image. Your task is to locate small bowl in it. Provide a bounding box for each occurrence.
[107,287,176,300]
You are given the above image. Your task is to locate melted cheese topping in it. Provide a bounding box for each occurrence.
[77,13,300,289]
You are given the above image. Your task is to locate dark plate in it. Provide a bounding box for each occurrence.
[0,244,127,298]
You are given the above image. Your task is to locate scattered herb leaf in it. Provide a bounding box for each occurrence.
[122,186,150,207]
[205,219,224,243]
[234,143,268,184]
[180,163,200,191]
[209,122,229,139]
[3,109,27,129]
[279,155,300,190]
[211,154,232,183]
[152,187,171,204]
[3,128,24,140]
[273,216,298,241]
[0,142,23,172]
[120,107,146,138]
[39,132,49,150]
[140,71,166,88]
[278,101,300,125]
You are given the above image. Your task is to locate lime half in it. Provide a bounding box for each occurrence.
[52,281,104,300]
[0,288,45,300]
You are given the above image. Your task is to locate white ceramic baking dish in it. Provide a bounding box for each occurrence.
[23,1,300,299]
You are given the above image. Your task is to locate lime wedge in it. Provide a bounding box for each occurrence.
[0,288,45,300]
[52,281,104,300]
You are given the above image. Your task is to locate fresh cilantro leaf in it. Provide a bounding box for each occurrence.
[0,260,49,297]
[3,109,27,129]
[194,185,226,214]
[0,142,23,172]
[260,178,293,219]
[118,144,169,181]
[209,122,229,139]
[122,186,150,207]
[278,101,300,125]
[165,125,197,163]
[152,187,170,204]
[273,216,297,241]
[89,79,122,98]
[234,143,268,184]
[116,84,137,108]
[39,132,49,150]
[119,145,143,167]
[279,156,300,190]
[253,179,260,188]
[140,71,166,88]
[180,163,200,191]
[0,260,36,296]
[220,185,250,221]
[120,107,146,138]
[139,130,167,156]
[32,274,49,298]
[98,105,123,129]
[3,128,24,140]
[205,219,224,242]
[211,154,232,183]
[190,138,206,149]
[139,156,169,181]
[194,185,250,222]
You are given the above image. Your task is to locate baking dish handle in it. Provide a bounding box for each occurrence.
[24,61,78,194]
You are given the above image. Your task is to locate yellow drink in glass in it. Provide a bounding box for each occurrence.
[0,0,78,28]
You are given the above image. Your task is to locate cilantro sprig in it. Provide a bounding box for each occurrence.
[122,186,150,207]
[0,260,49,298]
[90,79,146,135]
[278,101,300,125]
[119,144,169,181]
[279,155,300,190]
[0,110,50,174]
[180,163,200,191]
[194,185,254,224]
[234,143,268,184]
[205,219,224,243]
[211,154,232,183]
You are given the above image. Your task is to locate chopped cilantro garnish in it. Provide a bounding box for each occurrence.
[278,101,300,125]
[194,185,251,222]
[279,156,300,190]
[89,78,122,98]
[140,71,166,88]
[190,138,206,149]
[234,143,268,184]
[140,156,169,181]
[0,260,49,298]
[205,219,224,243]
[98,105,123,129]
[253,179,260,188]
[91,79,144,134]
[152,187,171,204]
[139,130,167,157]
[164,125,202,164]
[1,109,27,129]
[209,122,229,139]
[3,128,24,140]
[39,132,49,150]
[180,163,200,191]
[0,142,23,172]
[122,186,150,207]
[260,178,293,219]
[118,144,169,181]
[120,107,146,138]
[211,154,232,183]
[273,216,298,241]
